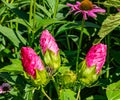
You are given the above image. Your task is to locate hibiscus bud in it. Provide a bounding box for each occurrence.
[78,43,107,86]
[56,67,77,88]
[40,30,61,73]
[21,47,47,86]
[86,43,107,74]
[78,60,99,86]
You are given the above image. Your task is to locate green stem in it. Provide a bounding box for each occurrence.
[52,76,59,97]
[6,0,8,3]
[97,0,100,6]
[41,87,52,100]
[28,0,33,45]
[53,0,59,19]
[51,0,59,36]
[49,83,52,98]
[16,17,18,32]
[76,87,81,100]
[65,31,70,50]
[106,33,110,78]
[106,0,110,78]
[10,0,14,3]
[76,18,85,71]
[31,0,36,44]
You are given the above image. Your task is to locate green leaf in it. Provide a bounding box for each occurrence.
[45,0,56,13]
[1,0,29,20]
[104,0,120,8]
[0,59,23,73]
[16,31,27,45]
[24,85,34,100]
[59,89,76,100]
[36,3,51,18]
[106,80,120,100]
[0,25,20,47]
[10,18,31,29]
[98,13,120,39]
[56,21,99,37]
[0,6,6,15]
[24,89,33,100]
[36,19,65,29]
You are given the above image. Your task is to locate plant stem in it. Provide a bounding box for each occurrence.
[52,76,59,97]
[106,33,110,78]
[10,0,14,3]
[106,0,110,78]
[31,0,36,44]
[28,0,33,45]
[97,0,100,6]
[41,87,52,100]
[76,87,81,100]
[51,0,59,36]
[53,0,59,19]
[76,18,85,71]
[65,31,70,50]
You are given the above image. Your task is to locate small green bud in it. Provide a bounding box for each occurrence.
[56,67,77,88]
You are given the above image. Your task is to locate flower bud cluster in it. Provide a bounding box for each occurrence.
[21,30,61,86]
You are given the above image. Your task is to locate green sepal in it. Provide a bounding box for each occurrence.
[78,60,99,87]
[23,69,48,87]
[44,49,61,72]
[33,69,48,86]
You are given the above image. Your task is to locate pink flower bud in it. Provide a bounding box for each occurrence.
[85,43,107,74]
[40,30,59,55]
[21,47,44,79]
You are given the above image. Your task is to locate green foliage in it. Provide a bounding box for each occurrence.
[59,89,76,100]
[0,25,21,47]
[98,13,120,39]
[0,59,23,73]
[106,80,120,100]
[104,0,120,8]
[0,0,120,99]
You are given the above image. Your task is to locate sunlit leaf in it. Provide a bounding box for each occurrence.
[59,89,76,100]
[0,59,23,73]
[106,80,120,100]
[98,13,120,39]
[0,6,6,15]
[36,19,65,30]
[104,0,120,8]
[45,0,56,13]
[0,25,20,47]
[10,18,31,29]
[36,3,51,18]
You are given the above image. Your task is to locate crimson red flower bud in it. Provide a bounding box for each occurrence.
[78,43,107,86]
[40,30,59,55]
[86,43,107,74]
[40,30,61,72]
[21,47,44,79]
